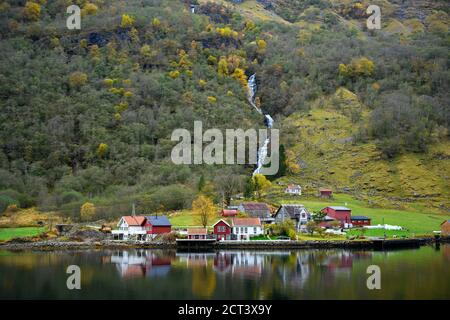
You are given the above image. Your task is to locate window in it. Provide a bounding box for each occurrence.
[218,226,225,232]
[244,227,248,233]
[254,227,257,233]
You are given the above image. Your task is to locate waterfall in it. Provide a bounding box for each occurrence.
[247,74,274,176]
[247,74,262,114]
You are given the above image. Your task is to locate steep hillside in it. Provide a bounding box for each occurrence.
[278,92,450,212]
[0,0,448,219]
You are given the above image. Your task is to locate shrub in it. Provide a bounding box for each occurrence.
[0,195,18,214]
[61,190,84,205]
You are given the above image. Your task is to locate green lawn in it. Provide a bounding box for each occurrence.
[0,227,46,242]
[278,194,449,235]
[347,229,410,238]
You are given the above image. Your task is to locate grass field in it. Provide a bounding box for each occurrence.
[276,193,449,235]
[0,227,46,242]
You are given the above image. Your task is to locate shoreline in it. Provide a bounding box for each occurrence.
[0,236,448,251]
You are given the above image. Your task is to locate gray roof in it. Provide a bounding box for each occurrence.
[146,215,171,226]
[328,206,351,211]
[275,204,308,219]
[351,216,370,220]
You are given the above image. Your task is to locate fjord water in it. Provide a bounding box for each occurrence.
[0,245,449,299]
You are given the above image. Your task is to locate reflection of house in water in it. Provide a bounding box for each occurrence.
[176,252,215,268]
[213,252,233,273]
[110,250,172,279]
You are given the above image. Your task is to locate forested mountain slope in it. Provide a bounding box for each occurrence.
[0,0,448,218]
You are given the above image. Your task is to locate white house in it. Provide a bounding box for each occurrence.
[231,218,264,240]
[285,184,302,195]
[112,216,147,241]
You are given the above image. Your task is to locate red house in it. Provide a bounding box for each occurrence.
[144,216,172,238]
[351,216,371,227]
[321,206,351,227]
[319,188,333,198]
[213,219,232,241]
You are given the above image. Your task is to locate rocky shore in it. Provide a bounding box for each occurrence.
[1,236,447,251]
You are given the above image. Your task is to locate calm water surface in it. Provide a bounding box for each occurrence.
[0,244,449,299]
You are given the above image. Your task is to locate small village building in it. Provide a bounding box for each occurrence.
[274,204,310,232]
[145,215,172,239]
[237,202,274,224]
[319,188,333,198]
[213,219,232,241]
[351,216,371,227]
[285,184,302,195]
[112,216,147,241]
[441,220,450,235]
[318,215,338,228]
[321,206,352,227]
[231,218,263,240]
[221,209,238,217]
[187,228,208,240]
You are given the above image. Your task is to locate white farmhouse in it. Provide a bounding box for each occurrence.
[231,218,264,240]
[112,216,147,241]
[285,184,302,195]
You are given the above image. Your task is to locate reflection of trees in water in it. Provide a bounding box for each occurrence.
[192,266,216,298]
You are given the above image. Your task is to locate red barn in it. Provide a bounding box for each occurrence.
[319,188,333,198]
[144,216,172,238]
[221,209,238,217]
[213,219,232,240]
[351,216,371,227]
[321,206,351,227]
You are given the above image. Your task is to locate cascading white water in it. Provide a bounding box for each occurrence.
[247,74,262,114]
[247,74,274,176]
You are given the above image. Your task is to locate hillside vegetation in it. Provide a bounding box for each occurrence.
[0,0,448,221]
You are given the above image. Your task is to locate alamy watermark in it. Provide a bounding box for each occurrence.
[171,121,279,175]
[366,265,381,290]
[66,265,81,290]
[367,5,381,30]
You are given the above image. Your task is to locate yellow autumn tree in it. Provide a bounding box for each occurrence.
[97,143,108,158]
[121,14,135,28]
[252,174,271,199]
[81,3,98,16]
[231,68,248,87]
[80,202,96,221]
[257,39,267,54]
[68,72,88,89]
[218,57,229,76]
[192,195,216,228]
[23,1,41,21]
[286,150,301,174]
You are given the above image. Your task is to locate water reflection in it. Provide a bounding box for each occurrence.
[108,250,173,279]
[1,246,449,299]
[106,249,374,289]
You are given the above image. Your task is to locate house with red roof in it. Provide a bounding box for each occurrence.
[187,228,208,240]
[231,217,263,240]
[112,216,147,241]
